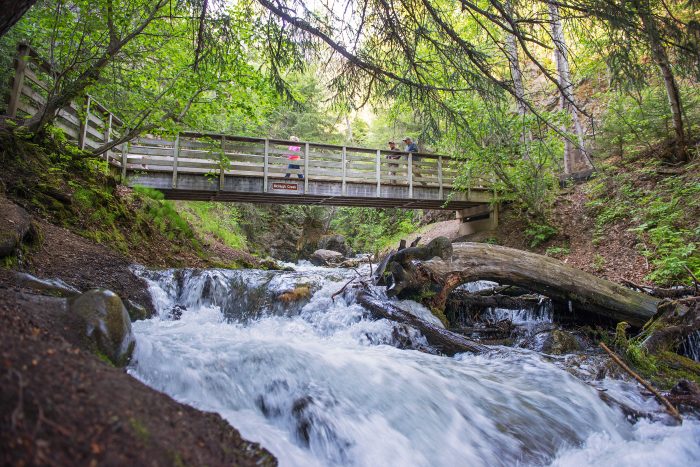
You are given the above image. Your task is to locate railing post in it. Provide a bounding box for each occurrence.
[467,168,472,199]
[263,138,269,192]
[8,43,30,118]
[304,142,309,192]
[121,140,129,182]
[219,135,226,190]
[79,95,91,150]
[103,113,113,161]
[172,133,180,188]
[408,152,413,198]
[375,149,381,197]
[341,146,347,195]
[438,156,443,199]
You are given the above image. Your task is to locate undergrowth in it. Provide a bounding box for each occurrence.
[175,201,247,250]
[585,158,700,285]
[0,127,212,266]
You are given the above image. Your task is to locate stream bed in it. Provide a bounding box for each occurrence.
[128,263,700,466]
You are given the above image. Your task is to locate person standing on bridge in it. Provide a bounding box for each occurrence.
[285,135,303,179]
[402,136,423,184]
[387,140,401,184]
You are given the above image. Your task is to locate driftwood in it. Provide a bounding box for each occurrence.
[354,287,488,355]
[600,342,682,423]
[621,279,697,299]
[381,239,661,328]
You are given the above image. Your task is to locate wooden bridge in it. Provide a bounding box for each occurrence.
[113,133,491,210]
[6,43,497,232]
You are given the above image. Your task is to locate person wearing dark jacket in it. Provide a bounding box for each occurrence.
[402,136,423,184]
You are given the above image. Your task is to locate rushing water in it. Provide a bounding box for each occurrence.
[128,264,700,466]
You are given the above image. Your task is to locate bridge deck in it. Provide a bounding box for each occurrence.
[119,133,491,210]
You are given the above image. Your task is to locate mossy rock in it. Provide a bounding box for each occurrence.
[124,298,154,322]
[541,329,581,355]
[0,197,33,257]
[70,289,136,366]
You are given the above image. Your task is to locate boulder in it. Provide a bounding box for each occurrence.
[539,329,581,355]
[259,257,283,270]
[277,286,311,303]
[14,272,81,297]
[318,234,352,256]
[125,298,153,321]
[0,197,34,257]
[309,249,344,266]
[70,289,135,366]
[339,259,360,268]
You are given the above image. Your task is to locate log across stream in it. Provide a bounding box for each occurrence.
[378,239,661,327]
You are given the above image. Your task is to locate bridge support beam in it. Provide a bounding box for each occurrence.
[456,204,498,236]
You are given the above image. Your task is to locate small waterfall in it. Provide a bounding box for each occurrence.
[680,330,700,362]
[129,265,700,467]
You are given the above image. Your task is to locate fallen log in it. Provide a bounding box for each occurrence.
[354,287,488,355]
[381,239,661,328]
[447,289,544,311]
[641,297,700,354]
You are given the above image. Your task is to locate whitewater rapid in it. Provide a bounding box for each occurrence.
[128,264,700,466]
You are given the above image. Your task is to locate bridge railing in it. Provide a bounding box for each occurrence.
[123,132,471,194]
[6,43,126,159]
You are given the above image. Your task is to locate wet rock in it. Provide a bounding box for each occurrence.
[70,289,135,366]
[13,272,81,297]
[125,299,153,321]
[277,286,311,303]
[259,257,283,270]
[167,305,186,320]
[339,259,359,268]
[0,197,35,257]
[318,235,352,257]
[539,329,581,355]
[309,249,344,266]
[667,379,700,413]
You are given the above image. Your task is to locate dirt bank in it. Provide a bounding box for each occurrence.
[0,283,275,466]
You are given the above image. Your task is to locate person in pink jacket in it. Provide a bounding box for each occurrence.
[285,135,303,179]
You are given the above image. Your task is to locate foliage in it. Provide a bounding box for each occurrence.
[585,160,700,286]
[330,208,419,254]
[449,99,563,221]
[131,186,195,242]
[597,86,700,159]
[1,0,281,137]
[524,223,558,248]
[176,201,247,250]
[545,246,570,258]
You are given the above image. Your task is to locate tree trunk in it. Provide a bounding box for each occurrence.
[548,2,591,174]
[635,0,687,161]
[0,0,36,37]
[505,2,526,117]
[381,239,660,327]
[354,287,488,355]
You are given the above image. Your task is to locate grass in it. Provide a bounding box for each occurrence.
[176,201,247,250]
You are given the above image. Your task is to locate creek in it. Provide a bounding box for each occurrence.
[128,263,700,466]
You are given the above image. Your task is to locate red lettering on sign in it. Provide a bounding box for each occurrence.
[272,182,299,190]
